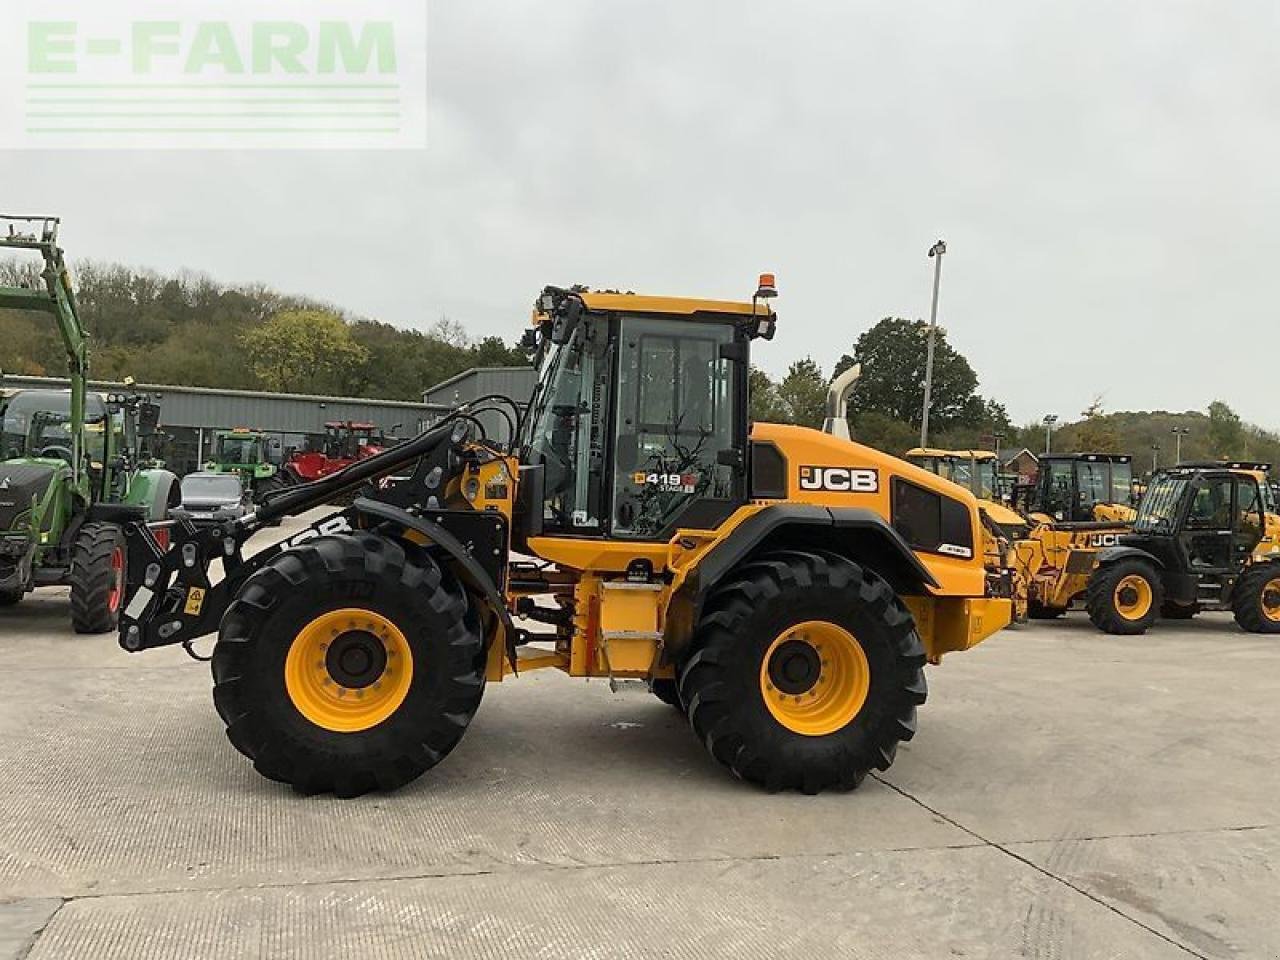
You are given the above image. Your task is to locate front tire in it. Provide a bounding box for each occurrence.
[1231,564,1280,634]
[678,550,927,794]
[0,588,24,606]
[649,678,683,711]
[211,532,486,797]
[69,522,126,634]
[1086,558,1161,635]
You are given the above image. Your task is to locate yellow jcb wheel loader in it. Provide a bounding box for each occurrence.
[117,277,1011,798]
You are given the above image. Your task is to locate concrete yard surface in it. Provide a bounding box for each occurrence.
[0,520,1275,958]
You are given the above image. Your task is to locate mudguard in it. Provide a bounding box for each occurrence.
[352,497,518,665]
[1095,544,1164,569]
[663,504,938,657]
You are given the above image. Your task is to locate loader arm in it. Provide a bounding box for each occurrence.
[0,216,91,498]
[117,416,513,656]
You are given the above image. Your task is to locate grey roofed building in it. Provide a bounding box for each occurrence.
[422,366,537,408]
[1,374,449,476]
[422,366,537,444]
[1,374,443,436]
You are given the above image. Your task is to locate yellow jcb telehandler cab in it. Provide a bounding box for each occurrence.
[117,278,1011,797]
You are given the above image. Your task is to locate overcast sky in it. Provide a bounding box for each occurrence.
[3,1,1277,429]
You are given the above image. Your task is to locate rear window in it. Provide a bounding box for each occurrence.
[181,474,241,500]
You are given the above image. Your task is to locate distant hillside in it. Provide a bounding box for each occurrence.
[0,259,527,401]
[1022,405,1280,472]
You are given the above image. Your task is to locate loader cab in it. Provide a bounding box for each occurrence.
[906,449,1006,502]
[517,287,765,543]
[1035,453,1133,522]
[1127,468,1266,574]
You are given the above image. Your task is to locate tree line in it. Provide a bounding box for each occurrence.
[2,258,1275,468]
[0,259,525,400]
[750,317,1280,469]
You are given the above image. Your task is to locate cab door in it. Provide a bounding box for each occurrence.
[1180,474,1236,572]
[610,315,746,540]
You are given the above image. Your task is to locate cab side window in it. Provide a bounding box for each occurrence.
[1187,477,1233,529]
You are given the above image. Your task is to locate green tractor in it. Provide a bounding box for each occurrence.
[204,428,277,498]
[0,216,178,632]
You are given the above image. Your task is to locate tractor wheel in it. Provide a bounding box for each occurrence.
[1086,559,1161,635]
[211,532,486,797]
[678,550,926,794]
[69,522,126,634]
[649,678,683,711]
[0,588,23,606]
[1230,564,1280,634]
[253,473,292,504]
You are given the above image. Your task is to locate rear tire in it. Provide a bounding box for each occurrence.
[212,532,486,797]
[1231,564,1280,634]
[678,550,927,794]
[69,522,126,634]
[0,588,24,606]
[1086,558,1161,635]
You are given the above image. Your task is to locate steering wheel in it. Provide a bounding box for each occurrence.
[38,444,74,465]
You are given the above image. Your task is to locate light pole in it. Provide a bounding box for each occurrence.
[1042,414,1058,454]
[992,430,1006,462]
[1151,443,1161,472]
[919,239,947,447]
[1171,426,1190,464]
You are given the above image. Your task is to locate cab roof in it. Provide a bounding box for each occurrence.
[1041,452,1131,464]
[907,447,998,461]
[578,291,772,317]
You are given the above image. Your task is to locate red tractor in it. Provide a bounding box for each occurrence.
[262,422,386,497]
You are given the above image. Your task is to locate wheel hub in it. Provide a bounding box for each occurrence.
[767,639,822,695]
[1117,585,1139,607]
[326,630,387,689]
[1263,580,1280,619]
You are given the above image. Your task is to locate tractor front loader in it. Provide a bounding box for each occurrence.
[118,279,1011,797]
[0,216,177,631]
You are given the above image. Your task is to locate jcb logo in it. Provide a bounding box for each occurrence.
[284,515,352,549]
[799,466,879,493]
[1087,532,1121,548]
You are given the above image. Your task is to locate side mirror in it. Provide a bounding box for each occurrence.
[550,299,582,345]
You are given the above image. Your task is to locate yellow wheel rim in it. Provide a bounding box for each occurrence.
[1262,578,1280,622]
[1113,574,1153,620]
[759,620,869,737]
[284,608,413,733]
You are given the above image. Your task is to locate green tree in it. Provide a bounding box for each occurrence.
[748,366,788,423]
[834,317,982,431]
[851,411,918,455]
[1074,396,1120,453]
[1207,400,1244,457]
[776,358,828,429]
[241,309,370,394]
